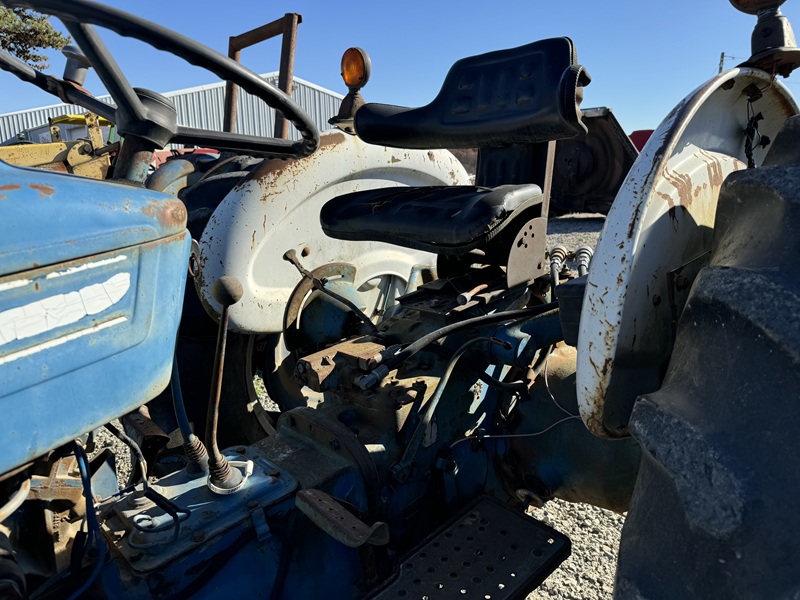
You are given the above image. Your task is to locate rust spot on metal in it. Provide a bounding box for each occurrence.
[28,184,55,198]
[320,131,346,148]
[427,151,436,161]
[390,155,401,163]
[700,150,725,190]
[627,203,642,239]
[127,231,184,252]
[656,190,672,206]
[142,199,187,228]
[663,168,693,208]
[249,156,300,182]
[601,356,612,377]
[588,355,613,380]
[0,184,21,191]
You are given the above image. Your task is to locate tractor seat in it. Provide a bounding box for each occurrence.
[353,37,590,149]
[320,183,542,255]
[321,37,588,258]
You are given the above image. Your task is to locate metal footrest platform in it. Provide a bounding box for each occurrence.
[371,496,570,599]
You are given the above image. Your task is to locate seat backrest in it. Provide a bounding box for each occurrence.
[354,37,591,150]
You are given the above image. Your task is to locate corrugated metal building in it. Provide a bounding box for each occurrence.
[0,73,343,145]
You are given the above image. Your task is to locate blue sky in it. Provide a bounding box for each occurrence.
[2,1,799,133]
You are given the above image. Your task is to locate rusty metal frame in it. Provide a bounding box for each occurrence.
[222,13,301,139]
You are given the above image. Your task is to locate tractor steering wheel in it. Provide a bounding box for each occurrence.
[0,0,319,158]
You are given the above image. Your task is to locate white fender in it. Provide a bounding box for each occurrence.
[577,68,798,438]
[197,130,470,333]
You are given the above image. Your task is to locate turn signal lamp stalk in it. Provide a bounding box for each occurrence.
[729,0,800,76]
[329,47,372,134]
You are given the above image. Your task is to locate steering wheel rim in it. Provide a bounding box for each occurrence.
[0,0,319,157]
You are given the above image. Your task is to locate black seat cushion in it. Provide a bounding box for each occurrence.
[354,37,590,149]
[320,184,543,255]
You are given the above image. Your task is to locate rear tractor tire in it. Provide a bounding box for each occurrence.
[616,119,800,598]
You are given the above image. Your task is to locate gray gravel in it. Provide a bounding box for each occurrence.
[528,213,624,600]
[528,501,624,600]
[91,420,133,487]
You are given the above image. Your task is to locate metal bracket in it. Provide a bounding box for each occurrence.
[506,216,548,287]
[667,251,710,335]
[223,13,301,138]
[249,505,271,543]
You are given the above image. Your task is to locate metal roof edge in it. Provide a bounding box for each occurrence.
[0,73,344,119]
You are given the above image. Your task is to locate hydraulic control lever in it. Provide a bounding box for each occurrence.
[283,249,379,334]
[205,275,251,494]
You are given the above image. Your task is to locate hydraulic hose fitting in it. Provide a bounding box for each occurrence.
[183,435,209,477]
[549,245,569,292]
[171,355,209,476]
[575,245,594,278]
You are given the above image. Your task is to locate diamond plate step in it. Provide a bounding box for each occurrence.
[371,496,570,599]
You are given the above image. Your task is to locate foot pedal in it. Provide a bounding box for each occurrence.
[370,496,570,599]
[296,489,389,548]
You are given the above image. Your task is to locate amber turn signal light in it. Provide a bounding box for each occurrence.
[341,47,371,89]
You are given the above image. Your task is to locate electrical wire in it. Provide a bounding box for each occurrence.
[385,303,557,372]
[104,422,148,490]
[67,441,107,600]
[397,336,508,474]
[0,476,30,523]
[542,352,578,418]
[171,353,195,443]
[449,415,581,449]
[478,370,528,392]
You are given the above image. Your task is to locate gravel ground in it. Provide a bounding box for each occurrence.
[529,213,625,600]
[98,213,624,599]
[528,501,624,600]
